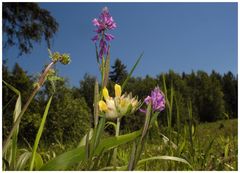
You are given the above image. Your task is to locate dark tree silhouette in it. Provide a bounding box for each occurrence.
[3,2,58,56]
[109,58,128,84]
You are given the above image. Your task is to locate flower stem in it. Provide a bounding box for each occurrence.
[116,117,121,136]
[112,117,121,168]
[3,61,56,154]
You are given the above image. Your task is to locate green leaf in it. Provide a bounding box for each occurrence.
[78,128,94,147]
[34,153,44,170]
[40,146,85,170]
[149,112,160,127]
[3,80,22,169]
[85,130,90,160]
[100,155,192,171]
[15,150,43,170]
[93,80,99,127]
[224,139,230,158]
[103,45,110,87]
[29,96,53,170]
[92,117,106,150]
[121,52,143,91]
[94,130,141,155]
[162,74,168,100]
[140,103,151,141]
[131,103,151,170]
[169,84,174,128]
[128,141,137,170]
[203,138,215,161]
[99,166,126,171]
[16,150,32,170]
[159,133,177,150]
[178,139,186,155]
[105,121,117,132]
[138,156,192,169]
[40,130,141,170]
[48,48,52,59]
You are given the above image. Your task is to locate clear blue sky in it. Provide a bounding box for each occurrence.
[3,3,238,87]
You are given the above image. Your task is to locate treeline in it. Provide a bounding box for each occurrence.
[2,60,237,146]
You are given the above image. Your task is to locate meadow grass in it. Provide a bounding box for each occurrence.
[128,119,238,171]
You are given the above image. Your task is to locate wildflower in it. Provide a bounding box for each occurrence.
[141,87,165,112]
[98,84,140,119]
[115,84,121,97]
[92,7,117,59]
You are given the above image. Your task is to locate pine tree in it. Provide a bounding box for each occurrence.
[109,58,128,84]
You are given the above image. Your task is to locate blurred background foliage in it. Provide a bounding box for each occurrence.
[2,58,237,147]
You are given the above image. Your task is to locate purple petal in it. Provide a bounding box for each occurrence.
[105,33,114,41]
[91,35,99,42]
[100,39,106,48]
[139,108,146,113]
[102,7,109,13]
[144,96,152,104]
[99,49,104,59]
[92,18,100,26]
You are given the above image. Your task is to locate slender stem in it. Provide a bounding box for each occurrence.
[112,117,121,167]
[2,61,56,154]
[116,117,120,137]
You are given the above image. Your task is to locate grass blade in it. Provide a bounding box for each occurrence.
[138,156,192,169]
[94,130,141,155]
[92,117,106,150]
[121,52,143,91]
[16,151,32,170]
[78,128,94,147]
[140,103,151,141]
[29,96,53,170]
[40,146,85,170]
[128,141,137,170]
[93,79,99,127]
[3,80,22,169]
[131,103,151,170]
[103,45,110,87]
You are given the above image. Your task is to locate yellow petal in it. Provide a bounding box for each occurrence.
[103,87,109,100]
[99,100,108,112]
[114,84,122,97]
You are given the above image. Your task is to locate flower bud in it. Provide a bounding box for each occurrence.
[114,84,121,97]
[99,100,108,112]
[103,87,109,100]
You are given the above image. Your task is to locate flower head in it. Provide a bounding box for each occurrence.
[98,84,140,119]
[92,7,117,59]
[141,87,165,112]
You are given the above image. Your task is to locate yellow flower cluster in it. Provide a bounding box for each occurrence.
[98,84,140,119]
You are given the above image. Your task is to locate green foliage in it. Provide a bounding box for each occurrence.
[42,80,91,145]
[79,73,96,110]
[40,130,141,170]
[221,72,237,118]
[2,80,22,170]
[30,96,53,170]
[3,2,58,56]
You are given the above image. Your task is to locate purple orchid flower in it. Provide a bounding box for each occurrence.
[141,87,165,113]
[92,7,117,59]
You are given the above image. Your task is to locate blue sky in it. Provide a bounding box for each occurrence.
[3,3,238,87]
